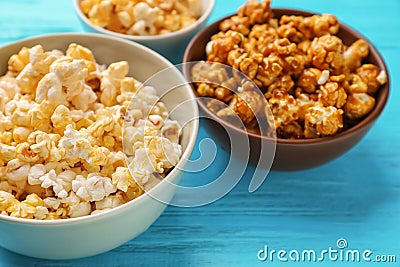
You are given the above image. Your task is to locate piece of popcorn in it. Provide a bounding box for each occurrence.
[0,132,12,148]
[356,64,387,95]
[228,90,265,125]
[50,57,88,100]
[16,45,62,94]
[343,39,369,72]
[111,166,133,192]
[265,74,295,99]
[66,43,97,72]
[317,81,347,108]
[105,151,126,172]
[0,175,29,199]
[0,190,20,215]
[88,0,113,28]
[0,75,18,100]
[88,146,110,166]
[58,125,94,165]
[147,114,163,129]
[51,105,75,134]
[71,84,98,111]
[297,68,323,93]
[82,161,100,173]
[162,120,180,143]
[0,143,16,162]
[94,191,126,213]
[128,148,153,185]
[344,93,375,120]
[8,46,30,73]
[309,34,345,75]
[130,128,181,185]
[127,2,160,35]
[35,72,66,106]
[102,135,116,148]
[122,183,143,201]
[119,76,138,94]
[39,170,69,198]
[269,90,299,128]
[345,73,368,94]
[16,142,40,163]
[255,55,284,88]
[9,202,37,219]
[236,0,272,25]
[100,61,129,106]
[56,170,77,193]
[80,0,100,14]
[206,31,245,64]
[3,98,17,117]
[34,206,49,220]
[72,173,116,202]
[26,131,60,162]
[13,126,33,143]
[43,197,61,210]
[127,86,161,122]
[150,101,169,120]
[57,191,89,218]
[10,108,32,128]
[304,105,343,138]
[1,192,46,219]
[87,108,115,137]
[117,10,133,28]
[123,124,145,156]
[28,100,55,133]
[6,159,31,182]
[61,190,80,205]
[22,193,49,219]
[28,164,46,185]
[278,14,339,43]
[0,112,13,133]
[68,201,92,218]
[0,180,14,194]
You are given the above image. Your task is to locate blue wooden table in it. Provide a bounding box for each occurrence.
[1,0,399,266]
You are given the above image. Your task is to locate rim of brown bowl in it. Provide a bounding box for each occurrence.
[183,8,390,149]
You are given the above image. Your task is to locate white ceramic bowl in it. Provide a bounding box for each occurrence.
[72,0,215,61]
[0,33,199,260]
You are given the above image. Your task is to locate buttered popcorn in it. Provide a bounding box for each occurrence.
[0,43,182,219]
[193,0,388,139]
[80,0,202,36]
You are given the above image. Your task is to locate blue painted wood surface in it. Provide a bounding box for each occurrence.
[0,0,399,266]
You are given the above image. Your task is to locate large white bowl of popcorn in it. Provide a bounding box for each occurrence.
[0,33,199,259]
[72,0,215,61]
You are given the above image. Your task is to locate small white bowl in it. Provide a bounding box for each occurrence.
[72,0,215,61]
[0,33,199,260]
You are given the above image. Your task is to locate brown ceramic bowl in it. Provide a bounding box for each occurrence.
[182,8,390,171]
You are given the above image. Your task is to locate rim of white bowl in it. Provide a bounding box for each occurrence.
[72,0,216,42]
[0,32,199,225]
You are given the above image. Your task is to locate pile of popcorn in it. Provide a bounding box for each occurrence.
[0,43,182,219]
[80,0,202,36]
[192,0,388,139]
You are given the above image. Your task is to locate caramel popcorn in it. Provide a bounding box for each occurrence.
[304,105,343,138]
[220,0,273,35]
[192,0,387,139]
[278,14,340,43]
[80,0,202,36]
[0,43,182,219]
